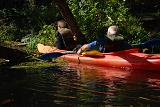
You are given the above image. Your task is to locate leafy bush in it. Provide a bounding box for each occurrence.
[26,25,57,50]
[68,0,149,44]
[155,32,160,38]
[0,21,23,41]
[0,1,60,41]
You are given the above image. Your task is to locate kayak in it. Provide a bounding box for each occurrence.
[37,44,160,71]
[60,48,160,71]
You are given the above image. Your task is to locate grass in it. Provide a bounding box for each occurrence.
[10,58,67,69]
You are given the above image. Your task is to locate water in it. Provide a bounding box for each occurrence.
[0,63,160,107]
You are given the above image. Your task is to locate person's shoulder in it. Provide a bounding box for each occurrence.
[97,34,111,43]
[97,34,106,40]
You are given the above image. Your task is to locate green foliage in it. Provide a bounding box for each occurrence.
[68,0,149,43]
[155,32,160,38]
[23,1,60,33]
[26,25,57,50]
[0,0,154,46]
[0,21,24,41]
[0,1,60,41]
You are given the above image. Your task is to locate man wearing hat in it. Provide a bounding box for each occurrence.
[77,25,132,54]
[56,19,77,50]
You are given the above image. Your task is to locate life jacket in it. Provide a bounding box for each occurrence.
[97,34,132,52]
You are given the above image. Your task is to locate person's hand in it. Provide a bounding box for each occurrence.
[77,44,88,55]
[77,48,82,55]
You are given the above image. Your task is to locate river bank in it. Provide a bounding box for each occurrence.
[0,41,66,69]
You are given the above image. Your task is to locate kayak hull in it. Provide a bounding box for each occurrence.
[60,49,160,71]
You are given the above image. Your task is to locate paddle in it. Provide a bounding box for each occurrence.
[39,51,75,60]
[132,38,160,48]
[132,38,160,53]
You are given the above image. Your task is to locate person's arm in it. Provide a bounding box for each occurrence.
[77,41,98,55]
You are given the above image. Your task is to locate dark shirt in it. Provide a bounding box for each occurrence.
[56,32,65,49]
[55,32,76,50]
[87,34,132,52]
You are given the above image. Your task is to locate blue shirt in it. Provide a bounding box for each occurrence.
[88,34,109,52]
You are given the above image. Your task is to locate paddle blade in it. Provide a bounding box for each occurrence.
[39,52,63,60]
[142,39,160,47]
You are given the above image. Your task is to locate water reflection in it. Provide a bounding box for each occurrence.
[0,64,160,107]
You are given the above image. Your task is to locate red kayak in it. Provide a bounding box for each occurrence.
[37,44,160,71]
[60,48,160,71]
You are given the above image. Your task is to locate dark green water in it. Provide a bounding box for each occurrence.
[0,63,160,107]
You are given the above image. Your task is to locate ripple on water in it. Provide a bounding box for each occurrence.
[0,63,160,106]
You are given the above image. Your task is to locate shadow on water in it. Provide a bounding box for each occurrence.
[0,45,28,67]
[0,63,160,107]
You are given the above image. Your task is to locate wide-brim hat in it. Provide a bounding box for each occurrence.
[107,26,124,41]
[106,34,124,41]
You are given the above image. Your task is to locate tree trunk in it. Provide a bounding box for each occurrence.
[53,0,86,44]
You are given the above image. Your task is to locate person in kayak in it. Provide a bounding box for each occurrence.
[77,25,132,54]
[55,19,77,50]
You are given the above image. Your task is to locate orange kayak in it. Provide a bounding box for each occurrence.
[60,48,160,71]
[37,44,160,71]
